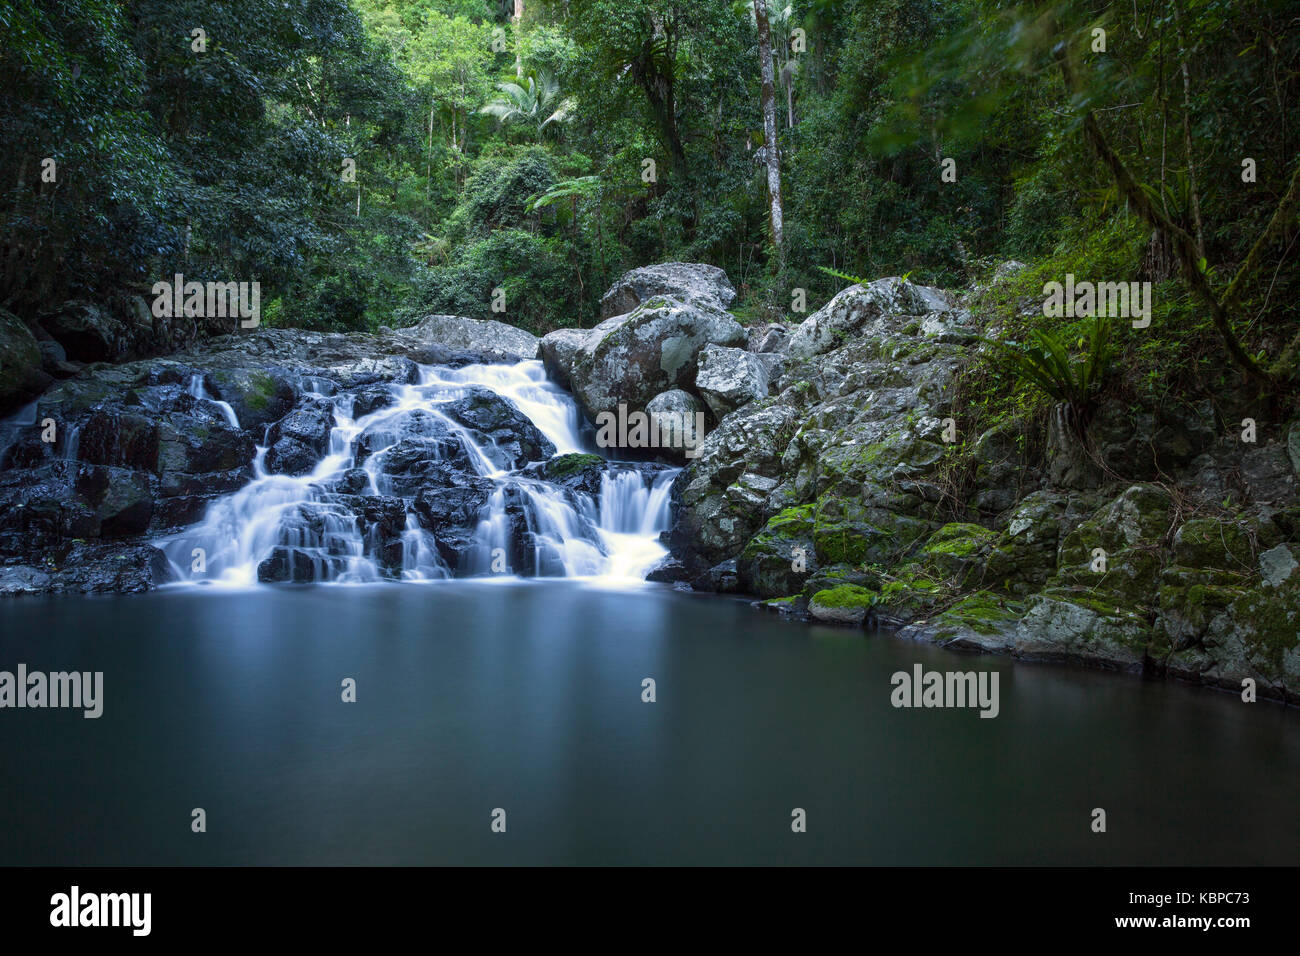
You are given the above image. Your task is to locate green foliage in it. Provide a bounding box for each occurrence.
[413,228,582,334]
[815,266,868,286]
[982,313,1115,425]
[480,70,575,141]
[1,0,1295,371]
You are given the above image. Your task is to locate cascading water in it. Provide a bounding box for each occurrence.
[188,374,241,429]
[160,360,677,587]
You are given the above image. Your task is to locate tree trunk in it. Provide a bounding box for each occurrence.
[754,0,785,271]
[514,2,524,78]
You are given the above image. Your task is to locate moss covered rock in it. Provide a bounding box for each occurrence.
[918,521,997,583]
[808,584,877,626]
[1171,517,1253,573]
[919,591,1025,654]
[1012,590,1151,671]
[737,503,818,597]
[1054,484,1173,604]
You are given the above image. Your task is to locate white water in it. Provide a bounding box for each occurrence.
[188,374,241,429]
[160,360,676,588]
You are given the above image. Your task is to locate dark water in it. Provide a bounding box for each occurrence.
[0,583,1297,865]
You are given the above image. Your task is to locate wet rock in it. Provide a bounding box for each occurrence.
[646,556,689,583]
[439,387,556,468]
[51,541,171,593]
[206,367,297,432]
[257,546,321,583]
[0,565,53,595]
[264,398,335,476]
[38,300,131,363]
[699,557,740,593]
[350,384,396,419]
[73,466,154,537]
[335,468,371,496]
[542,453,606,497]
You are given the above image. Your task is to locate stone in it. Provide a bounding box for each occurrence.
[1260,543,1299,588]
[568,297,747,422]
[694,344,769,419]
[598,262,736,319]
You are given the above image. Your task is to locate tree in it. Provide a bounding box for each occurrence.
[480,70,574,140]
[753,0,784,271]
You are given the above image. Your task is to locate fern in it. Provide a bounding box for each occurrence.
[981,313,1115,428]
[816,265,868,285]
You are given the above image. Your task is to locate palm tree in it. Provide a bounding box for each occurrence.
[479,70,574,141]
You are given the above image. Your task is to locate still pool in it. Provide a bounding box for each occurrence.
[1,582,1297,865]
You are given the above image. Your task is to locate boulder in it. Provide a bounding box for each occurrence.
[598,262,736,320]
[568,297,746,422]
[785,278,954,360]
[644,389,708,463]
[206,367,297,432]
[695,344,769,419]
[538,328,589,389]
[0,310,48,414]
[748,323,789,354]
[808,584,877,626]
[38,300,131,363]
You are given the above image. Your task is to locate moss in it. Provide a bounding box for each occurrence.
[244,371,276,411]
[765,503,817,536]
[543,452,604,480]
[938,591,1023,636]
[879,568,942,599]
[809,584,877,610]
[922,522,997,557]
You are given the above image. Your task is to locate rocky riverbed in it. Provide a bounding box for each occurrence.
[2,262,1298,702]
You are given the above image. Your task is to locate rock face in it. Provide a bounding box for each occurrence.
[598,262,736,320]
[666,270,1300,703]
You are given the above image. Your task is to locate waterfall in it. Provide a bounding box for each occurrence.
[159,360,678,587]
[188,374,241,429]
